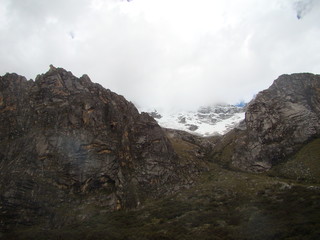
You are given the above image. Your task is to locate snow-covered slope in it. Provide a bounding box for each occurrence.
[140,105,245,136]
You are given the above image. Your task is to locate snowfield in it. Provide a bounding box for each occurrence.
[139,105,246,136]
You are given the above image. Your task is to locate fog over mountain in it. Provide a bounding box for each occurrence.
[0,0,319,110]
[294,0,317,19]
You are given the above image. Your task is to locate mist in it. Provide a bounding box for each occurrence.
[0,0,319,110]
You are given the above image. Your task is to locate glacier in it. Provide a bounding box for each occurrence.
[140,105,246,136]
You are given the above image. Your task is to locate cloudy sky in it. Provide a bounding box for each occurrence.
[0,0,320,110]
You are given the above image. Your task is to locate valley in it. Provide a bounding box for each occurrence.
[1,68,320,239]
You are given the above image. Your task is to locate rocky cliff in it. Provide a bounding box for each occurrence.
[212,73,320,172]
[0,66,199,230]
[2,68,320,238]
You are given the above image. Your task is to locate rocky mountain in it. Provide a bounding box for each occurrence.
[1,69,320,239]
[212,73,320,172]
[143,105,245,136]
[0,66,204,232]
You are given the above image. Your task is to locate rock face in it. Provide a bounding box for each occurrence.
[0,67,190,230]
[213,73,320,172]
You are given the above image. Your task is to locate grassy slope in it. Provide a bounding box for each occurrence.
[268,138,320,183]
[3,135,320,240]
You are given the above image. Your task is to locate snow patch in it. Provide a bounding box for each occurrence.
[139,105,246,136]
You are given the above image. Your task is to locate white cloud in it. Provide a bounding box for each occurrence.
[0,0,319,110]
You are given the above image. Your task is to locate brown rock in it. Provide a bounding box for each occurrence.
[0,66,193,230]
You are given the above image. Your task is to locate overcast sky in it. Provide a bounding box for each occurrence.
[0,0,320,110]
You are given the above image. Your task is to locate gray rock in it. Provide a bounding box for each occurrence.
[213,73,320,172]
[187,124,199,131]
[149,110,162,119]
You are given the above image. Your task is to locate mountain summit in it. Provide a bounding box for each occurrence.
[0,66,201,230]
[212,73,320,172]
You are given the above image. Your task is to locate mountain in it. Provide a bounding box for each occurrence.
[0,66,205,232]
[1,69,320,239]
[211,73,320,172]
[142,105,245,136]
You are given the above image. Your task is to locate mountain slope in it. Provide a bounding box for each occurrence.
[211,73,320,172]
[4,134,320,240]
[268,138,320,182]
[1,70,320,239]
[0,66,203,231]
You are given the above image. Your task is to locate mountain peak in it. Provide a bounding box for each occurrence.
[212,73,320,172]
[143,104,246,136]
[0,68,203,230]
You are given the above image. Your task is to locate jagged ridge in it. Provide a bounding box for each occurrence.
[0,66,203,231]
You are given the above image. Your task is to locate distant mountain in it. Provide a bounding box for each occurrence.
[142,105,245,136]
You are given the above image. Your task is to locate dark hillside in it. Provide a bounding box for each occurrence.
[1,70,320,239]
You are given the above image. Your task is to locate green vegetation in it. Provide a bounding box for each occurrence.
[209,129,244,169]
[268,138,320,183]
[5,161,320,240]
[3,137,320,240]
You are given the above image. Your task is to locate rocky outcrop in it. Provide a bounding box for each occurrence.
[164,128,217,160]
[212,73,320,172]
[0,66,193,230]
